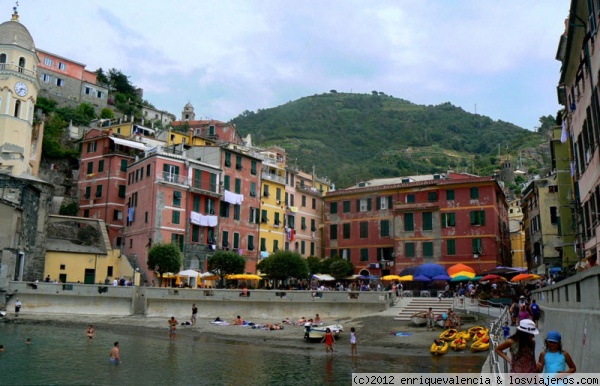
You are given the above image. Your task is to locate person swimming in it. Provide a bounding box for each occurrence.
[109,341,120,364]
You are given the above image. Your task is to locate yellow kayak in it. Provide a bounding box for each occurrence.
[439,328,458,341]
[456,331,471,341]
[471,336,490,352]
[430,340,449,356]
[473,329,489,341]
[467,326,487,338]
[451,337,468,351]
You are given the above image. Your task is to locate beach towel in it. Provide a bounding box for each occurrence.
[390,332,413,337]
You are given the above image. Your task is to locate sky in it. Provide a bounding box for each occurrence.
[17,0,568,131]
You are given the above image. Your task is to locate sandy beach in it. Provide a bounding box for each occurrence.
[1,311,496,358]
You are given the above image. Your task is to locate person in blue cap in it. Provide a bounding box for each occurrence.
[536,330,576,377]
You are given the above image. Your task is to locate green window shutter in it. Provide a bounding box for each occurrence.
[404,213,414,231]
[234,204,240,220]
[261,210,268,223]
[224,175,230,190]
[225,152,231,167]
[274,212,280,225]
[343,223,351,238]
[95,184,103,197]
[235,178,241,194]
[441,213,447,228]
[210,174,217,192]
[311,219,316,232]
[236,155,242,170]
[330,224,337,240]
[388,196,393,209]
[356,200,360,212]
[449,213,456,226]
[423,242,433,257]
[381,220,389,237]
[405,242,415,258]
[301,241,305,254]
[301,217,306,229]
[250,182,256,197]
[172,211,180,224]
[343,201,350,213]
[260,238,266,252]
[472,238,482,254]
[446,189,455,200]
[193,195,200,212]
[330,202,338,214]
[192,225,199,242]
[470,187,479,199]
[87,162,93,174]
[85,186,91,199]
[248,235,255,250]
[470,211,476,225]
[423,212,432,230]
[222,231,229,248]
[376,197,381,209]
[251,160,257,175]
[367,198,372,211]
[120,159,128,172]
[360,248,369,261]
[447,239,456,255]
[480,210,486,225]
[233,233,240,249]
[98,160,104,172]
[118,185,126,198]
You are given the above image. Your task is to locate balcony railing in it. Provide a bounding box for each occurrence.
[296,183,324,196]
[158,172,188,186]
[0,63,36,78]
[261,171,285,185]
[191,178,220,194]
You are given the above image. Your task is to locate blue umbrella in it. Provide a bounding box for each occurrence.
[399,266,417,276]
[413,275,431,282]
[357,275,380,280]
[414,263,447,279]
[432,274,452,281]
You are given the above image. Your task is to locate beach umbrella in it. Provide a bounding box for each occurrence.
[414,263,446,279]
[399,275,413,281]
[447,263,476,277]
[510,273,542,282]
[382,275,402,281]
[227,274,263,280]
[312,274,336,281]
[480,274,505,282]
[357,275,380,280]
[450,271,476,279]
[178,269,200,277]
[399,266,417,276]
[432,274,452,281]
[451,275,473,282]
[413,275,431,282]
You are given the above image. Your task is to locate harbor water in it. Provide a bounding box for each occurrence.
[0,323,486,385]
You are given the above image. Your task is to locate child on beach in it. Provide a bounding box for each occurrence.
[536,330,576,378]
[321,327,334,354]
[350,327,357,356]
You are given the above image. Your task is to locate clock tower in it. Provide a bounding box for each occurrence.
[0,6,41,176]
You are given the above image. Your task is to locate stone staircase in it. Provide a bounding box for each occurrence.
[394,297,455,321]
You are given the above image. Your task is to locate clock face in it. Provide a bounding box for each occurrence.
[14,82,28,97]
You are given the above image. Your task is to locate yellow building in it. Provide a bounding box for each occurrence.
[257,147,287,255]
[44,216,135,284]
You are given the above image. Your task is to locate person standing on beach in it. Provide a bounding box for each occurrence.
[321,327,334,354]
[495,319,538,373]
[350,327,358,356]
[191,303,198,326]
[85,325,95,339]
[110,341,121,364]
[426,307,435,331]
[168,316,178,341]
[15,299,21,317]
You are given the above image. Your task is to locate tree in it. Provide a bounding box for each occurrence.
[329,259,354,279]
[100,108,114,119]
[257,251,309,281]
[147,243,183,286]
[207,251,246,285]
[306,256,322,275]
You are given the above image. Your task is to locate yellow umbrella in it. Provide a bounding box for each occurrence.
[175,274,181,286]
[399,275,413,281]
[450,271,476,279]
[382,275,402,281]
[227,274,263,280]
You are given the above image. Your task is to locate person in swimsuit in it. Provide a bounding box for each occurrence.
[168,316,178,341]
[321,327,334,354]
[109,341,120,364]
[350,327,358,356]
[85,325,95,340]
[191,304,198,326]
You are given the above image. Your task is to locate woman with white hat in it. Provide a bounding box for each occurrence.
[495,319,539,373]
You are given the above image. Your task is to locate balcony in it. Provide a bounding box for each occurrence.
[295,183,323,196]
[190,178,221,196]
[0,63,36,78]
[158,172,189,187]
[395,201,440,211]
[261,171,285,185]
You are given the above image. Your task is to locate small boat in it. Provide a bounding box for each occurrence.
[439,328,458,341]
[410,312,428,326]
[304,323,343,341]
[430,339,449,356]
[471,336,490,352]
[435,315,446,328]
[450,337,467,351]
[467,326,487,337]
[473,329,489,341]
[456,331,471,341]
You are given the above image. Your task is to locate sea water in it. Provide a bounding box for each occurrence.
[0,323,486,385]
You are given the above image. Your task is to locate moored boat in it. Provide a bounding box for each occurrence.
[430,339,449,355]
[304,323,343,341]
[456,331,471,341]
[439,328,458,341]
[450,337,467,351]
[410,312,428,326]
[470,336,490,352]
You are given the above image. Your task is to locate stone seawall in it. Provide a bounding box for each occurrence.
[4,282,392,320]
[532,265,600,373]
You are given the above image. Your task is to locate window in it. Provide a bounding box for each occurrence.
[95,184,103,198]
[470,210,486,226]
[249,208,260,223]
[260,238,267,252]
[58,62,66,70]
[302,195,306,207]
[360,248,369,262]
[220,202,230,218]
[428,192,438,202]
[447,239,456,255]
[422,212,433,231]
[84,186,91,199]
[113,210,122,221]
[222,231,229,249]
[301,217,307,230]
[360,221,368,238]
[233,205,241,220]
[192,225,200,242]
[472,238,482,254]
[87,141,97,153]
[250,182,257,197]
[311,242,315,256]
[312,198,316,210]
[84,86,92,95]
[41,74,51,82]
[550,206,558,224]
[44,57,53,66]
[406,194,415,203]
[287,214,295,228]
[276,188,282,201]
[98,160,104,173]
[274,212,281,226]
[206,198,216,214]
[120,160,128,172]
[83,209,89,218]
[377,196,393,210]
[405,242,415,258]
[97,91,104,99]
[358,198,371,212]
[311,219,316,232]
[173,191,182,206]
[107,266,114,277]
[172,211,180,224]
[343,201,351,213]
[404,213,414,231]
[261,209,268,223]
[330,224,338,240]
[330,202,338,214]
[423,242,433,257]
[343,223,351,239]
[118,185,126,198]
[442,213,456,227]
[235,178,241,194]
[248,235,255,251]
[470,187,479,199]
[301,241,305,255]
[171,234,184,251]
[224,152,231,167]
[223,175,230,190]
[380,220,390,237]
[145,211,149,223]
[263,184,269,197]
[55,78,64,87]
[87,162,93,174]
[251,160,257,175]
[236,155,242,170]
[146,165,151,177]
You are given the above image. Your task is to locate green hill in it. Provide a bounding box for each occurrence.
[231,92,550,188]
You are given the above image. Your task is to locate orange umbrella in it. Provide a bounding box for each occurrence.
[511,273,536,282]
[447,263,476,277]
